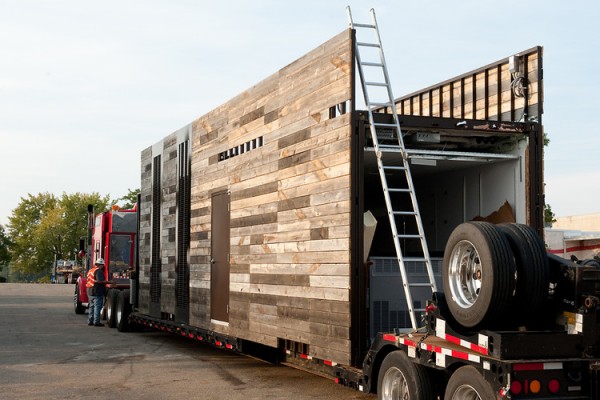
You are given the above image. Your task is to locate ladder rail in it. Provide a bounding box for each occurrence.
[347,7,438,330]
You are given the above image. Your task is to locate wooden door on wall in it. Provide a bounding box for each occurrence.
[211,191,230,323]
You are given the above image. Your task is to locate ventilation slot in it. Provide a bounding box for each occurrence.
[218,136,263,162]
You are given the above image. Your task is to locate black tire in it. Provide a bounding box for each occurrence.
[377,351,434,400]
[444,366,495,400]
[74,286,85,315]
[116,290,131,332]
[442,222,516,329]
[498,223,549,319]
[106,289,118,328]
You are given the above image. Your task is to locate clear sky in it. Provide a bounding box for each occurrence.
[1,1,599,226]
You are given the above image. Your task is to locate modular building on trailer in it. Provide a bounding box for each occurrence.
[135,26,544,369]
[99,12,600,397]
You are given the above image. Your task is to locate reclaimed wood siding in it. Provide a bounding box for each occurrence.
[140,30,354,365]
[393,47,542,123]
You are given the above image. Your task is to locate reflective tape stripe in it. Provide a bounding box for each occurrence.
[435,318,489,355]
[513,362,563,371]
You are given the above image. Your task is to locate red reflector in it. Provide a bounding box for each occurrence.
[215,341,222,346]
[510,380,523,395]
[513,363,544,371]
[299,353,309,359]
[335,378,339,384]
[188,333,194,338]
[382,334,396,342]
[548,379,560,393]
[324,360,333,366]
[226,344,233,349]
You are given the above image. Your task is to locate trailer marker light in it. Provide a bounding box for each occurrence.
[529,379,541,394]
[226,343,233,349]
[510,380,522,395]
[215,341,222,347]
[548,379,560,393]
[335,378,340,384]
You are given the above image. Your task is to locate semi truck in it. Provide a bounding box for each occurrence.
[74,204,137,330]
[78,9,599,399]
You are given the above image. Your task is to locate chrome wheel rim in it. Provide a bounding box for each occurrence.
[451,384,482,400]
[381,366,410,400]
[448,240,482,309]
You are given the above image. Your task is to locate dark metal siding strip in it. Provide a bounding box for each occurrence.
[484,69,489,120]
[176,140,191,323]
[150,154,162,314]
[496,65,502,121]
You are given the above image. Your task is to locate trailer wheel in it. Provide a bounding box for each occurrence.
[74,285,85,315]
[498,223,549,319]
[443,222,516,329]
[444,366,495,400]
[106,289,118,328]
[377,351,434,400]
[116,290,131,332]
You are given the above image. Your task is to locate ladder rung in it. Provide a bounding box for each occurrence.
[383,166,407,171]
[370,102,391,107]
[403,257,427,262]
[378,144,401,149]
[397,234,422,239]
[374,123,398,128]
[409,283,433,288]
[365,81,387,87]
[414,308,427,312]
[357,42,381,48]
[362,62,384,67]
[393,211,417,216]
[353,23,376,29]
[388,188,412,193]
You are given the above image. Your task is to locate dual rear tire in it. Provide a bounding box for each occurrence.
[105,289,131,332]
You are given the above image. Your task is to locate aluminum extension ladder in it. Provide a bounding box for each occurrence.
[347,7,437,330]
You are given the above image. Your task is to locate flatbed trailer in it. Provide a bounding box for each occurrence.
[127,254,600,399]
[93,9,599,399]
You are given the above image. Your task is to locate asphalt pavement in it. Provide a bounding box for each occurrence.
[0,283,374,400]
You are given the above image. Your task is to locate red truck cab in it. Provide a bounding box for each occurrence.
[74,205,137,314]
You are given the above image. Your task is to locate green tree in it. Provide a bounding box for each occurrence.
[544,203,556,226]
[8,193,57,276]
[8,192,110,276]
[116,188,140,210]
[0,224,11,275]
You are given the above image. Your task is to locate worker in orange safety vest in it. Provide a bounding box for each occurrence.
[86,258,110,326]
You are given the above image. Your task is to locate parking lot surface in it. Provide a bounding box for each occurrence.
[0,283,373,400]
